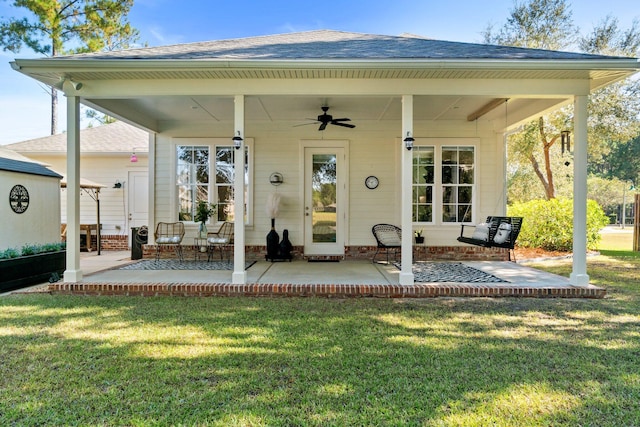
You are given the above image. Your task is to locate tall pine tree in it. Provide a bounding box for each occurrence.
[1,0,139,134]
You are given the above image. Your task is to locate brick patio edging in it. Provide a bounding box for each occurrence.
[48,282,606,298]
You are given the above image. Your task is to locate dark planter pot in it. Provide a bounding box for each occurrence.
[415,236,425,244]
[0,250,66,293]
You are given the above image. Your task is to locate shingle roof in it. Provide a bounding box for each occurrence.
[0,157,62,178]
[57,30,626,61]
[0,146,48,165]
[4,121,148,153]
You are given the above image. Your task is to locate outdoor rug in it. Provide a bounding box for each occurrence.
[394,261,508,283]
[118,260,256,271]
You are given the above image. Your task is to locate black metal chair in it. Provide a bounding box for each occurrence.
[371,224,402,264]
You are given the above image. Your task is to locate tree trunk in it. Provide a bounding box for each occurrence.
[529,153,554,199]
[50,42,58,135]
[527,116,557,200]
[51,87,58,135]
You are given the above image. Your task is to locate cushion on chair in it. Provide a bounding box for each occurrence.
[157,236,182,244]
[207,237,230,244]
[493,223,512,244]
[471,223,490,241]
[377,230,401,246]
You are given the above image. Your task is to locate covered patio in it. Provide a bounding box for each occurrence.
[45,252,604,298]
[10,30,640,290]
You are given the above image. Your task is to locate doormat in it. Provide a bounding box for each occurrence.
[393,262,508,283]
[118,260,256,271]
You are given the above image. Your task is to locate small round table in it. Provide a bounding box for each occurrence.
[193,237,208,261]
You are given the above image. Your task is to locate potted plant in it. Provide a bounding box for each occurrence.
[414,229,425,244]
[194,200,216,239]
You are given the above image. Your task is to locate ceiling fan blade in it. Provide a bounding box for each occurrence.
[293,122,319,127]
[318,122,328,131]
[332,122,356,128]
[332,118,351,122]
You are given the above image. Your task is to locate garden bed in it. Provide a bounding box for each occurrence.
[0,250,66,293]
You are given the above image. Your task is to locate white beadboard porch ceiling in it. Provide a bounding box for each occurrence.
[84,94,549,124]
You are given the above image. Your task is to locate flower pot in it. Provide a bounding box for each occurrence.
[198,222,208,238]
[0,250,66,292]
[415,236,425,244]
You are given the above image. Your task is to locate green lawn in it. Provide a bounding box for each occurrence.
[598,229,634,251]
[2,255,640,426]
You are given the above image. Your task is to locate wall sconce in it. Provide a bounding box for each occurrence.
[113,180,122,189]
[130,152,138,162]
[232,131,243,150]
[269,172,283,186]
[561,130,571,155]
[404,132,415,151]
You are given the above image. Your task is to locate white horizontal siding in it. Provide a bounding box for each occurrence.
[21,155,148,235]
[153,118,505,247]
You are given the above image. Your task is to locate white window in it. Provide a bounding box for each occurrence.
[412,146,435,223]
[176,139,253,225]
[441,146,474,223]
[412,143,475,224]
[177,145,209,222]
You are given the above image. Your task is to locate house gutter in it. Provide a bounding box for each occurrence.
[11,57,640,73]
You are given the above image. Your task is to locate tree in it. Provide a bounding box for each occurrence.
[483,0,575,50]
[0,0,139,135]
[600,135,640,184]
[483,0,575,199]
[580,17,640,181]
[484,0,640,201]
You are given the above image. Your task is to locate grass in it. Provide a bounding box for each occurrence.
[2,256,640,425]
[597,228,640,258]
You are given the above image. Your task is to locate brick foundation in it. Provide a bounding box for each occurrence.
[77,234,129,252]
[48,282,606,299]
[100,234,129,251]
[142,244,510,261]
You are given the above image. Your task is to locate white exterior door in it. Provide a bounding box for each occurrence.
[303,143,348,256]
[128,170,148,229]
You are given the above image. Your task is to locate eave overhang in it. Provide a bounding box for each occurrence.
[11,57,640,93]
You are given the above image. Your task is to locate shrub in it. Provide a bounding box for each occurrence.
[0,242,66,260]
[508,198,609,251]
[0,248,20,260]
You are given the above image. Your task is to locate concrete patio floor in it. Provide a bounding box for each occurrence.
[26,251,606,299]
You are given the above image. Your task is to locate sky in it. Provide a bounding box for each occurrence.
[1,0,639,145]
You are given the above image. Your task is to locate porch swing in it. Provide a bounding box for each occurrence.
[456,99,523,262]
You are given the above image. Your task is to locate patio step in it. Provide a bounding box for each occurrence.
[47,282,606,298]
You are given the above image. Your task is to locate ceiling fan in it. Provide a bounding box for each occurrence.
[298,106,356,131]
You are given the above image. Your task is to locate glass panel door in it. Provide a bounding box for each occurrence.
[304,147,345,255]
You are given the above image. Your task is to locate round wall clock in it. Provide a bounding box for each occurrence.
[365,175,379,189]
[9,184,30,214]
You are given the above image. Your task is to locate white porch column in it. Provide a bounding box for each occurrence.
[571,94,589,286]
[64,95,82,282]
[232,94,247,284]
[147,132,156,244]
[400,95,414,285]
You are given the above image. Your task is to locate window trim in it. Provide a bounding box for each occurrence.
[411,138,477,226]
[441,145,475,224]
[173,137,254,226]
